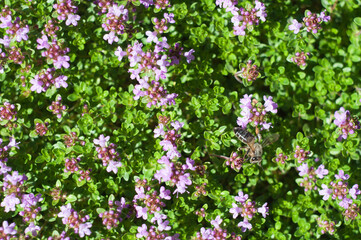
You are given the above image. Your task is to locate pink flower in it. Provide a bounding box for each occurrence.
[53,55,70,69]
[15,26,29,42]
[66,14,80,26]
[93,135,110,148]
[238,218,252,232]
[319,184,332,200]
[349,184,360,199]
[103,31,119,44]
[146,31,158,43]
[1,194,20,212]
[257,202,269,218]
[296,163,309,176]
[78,222,92,238]
[25,222,40,237]
[335,170,349,180]
[136,224,148,238]
[315,164,328,179]
[0,35,11,48]
[115,47,127,61]
[36,35,50,49]
[135,205,148,220]
[289,19,303,34]
[211,215,222,229]
[2,221,17,235]
[106,160,122,174]
[184,49,195,63]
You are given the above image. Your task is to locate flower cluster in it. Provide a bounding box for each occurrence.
[115,39,194,109]
[48,96,67,118]
[136,223,179,239]
[154,117,183,159]
[317,217,336,235]
[234,60,260,83]
[229,191,269,232]
[319,170,361,220]
[290,52,310,67]
[0,11,29,43]
[225,152,244,171]
[333,107,360,140]
[53,0,81,26]
[0,101,17,130]
[296,163,329,192]
[40,38,70,69]
[0,221,17,239]
[192,216,242,240]
[289,10,330,34]
[237,94,278,131]
[93,134,122,174]
[133,179,171,220]
[216,0,267,36]
[99,198,128,229]
[30,67,68,93]
[35,122,49,136]
[293,145,310,163]
[58,203,92,238]
[274,152,288,164]
[102,4,130,44]
[0,137,43,238]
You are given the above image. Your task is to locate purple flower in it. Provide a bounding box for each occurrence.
[21,193,42,208]
[238,218,252,232]
[135,205,148,220]
[0,162,12,175]
[54,55,70,69]
[289,19,303,34]
[349,184,360,199]
[0,35,11,48]
[25,222,40,237]
[159,186,171,200]
[184,49,195,63]
[211,215,222,229]
[320,11,331,22]
[263,96,278,113]
[58,203,72,222]
[78,222,92,238]
[296,163,309,176]
[164,13,175,23]
[171,121,184,131]
[93,135,110,148]
[154,124,165,138]
[15,26,29,42]
[103,31,119,44]
[36,35,50,49]
[257,202,269,218]
[146,31,158,43]
[66,14,80,26]
[115,47,127,61]
[315,164,328,179]
[339,197,352,209]
[335,170,349,180]
[235,191,248,203]
[334,107,347,127]
[106,160,122,174]
[157,219,171,231]
[136,224,148,238]
[2,221,17,235]
[1,194,20,212]
[151,212,167,224]
[319,184,332,200]
[174,173,192,194]
[230,203,242,218]
[54,75,68,88]
[8,137,20,149]
[0,15,12,28]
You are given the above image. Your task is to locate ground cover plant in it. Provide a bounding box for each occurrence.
[0,0,361,239]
